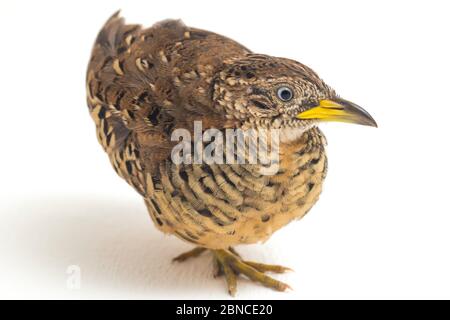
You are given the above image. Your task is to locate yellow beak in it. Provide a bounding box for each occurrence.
[296,98,377,127]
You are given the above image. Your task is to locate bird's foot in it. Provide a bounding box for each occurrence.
[173,246,292,296]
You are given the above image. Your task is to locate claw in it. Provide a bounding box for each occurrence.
[222,262,237,296]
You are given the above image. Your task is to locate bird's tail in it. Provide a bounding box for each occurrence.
[93,10,141,57]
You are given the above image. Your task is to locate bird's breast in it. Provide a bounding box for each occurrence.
[144,127,328,249]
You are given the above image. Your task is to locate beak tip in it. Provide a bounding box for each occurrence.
[367,115,378,128]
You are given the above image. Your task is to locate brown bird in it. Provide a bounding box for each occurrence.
[86,12,377,295]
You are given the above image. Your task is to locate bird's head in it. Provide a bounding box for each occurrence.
[213,54,377,141]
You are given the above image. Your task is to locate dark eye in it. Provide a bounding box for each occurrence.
[276,86,294,102]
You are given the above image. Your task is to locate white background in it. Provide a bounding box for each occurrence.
[1,0,449,299]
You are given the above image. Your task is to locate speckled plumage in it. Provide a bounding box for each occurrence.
[86,12,375,295]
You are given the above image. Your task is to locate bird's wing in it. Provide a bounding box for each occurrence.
[87,13,250,184]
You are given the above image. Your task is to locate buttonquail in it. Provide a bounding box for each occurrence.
[86,12,377,295]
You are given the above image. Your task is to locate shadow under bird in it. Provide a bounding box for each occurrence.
[86,12,377,296]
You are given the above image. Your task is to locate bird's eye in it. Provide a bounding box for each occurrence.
[276,86,294,102]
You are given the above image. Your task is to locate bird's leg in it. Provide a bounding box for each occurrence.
[172,246,207,262]
[228,247,292,273]
[213,248,292,296]
[228,247,241,258]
